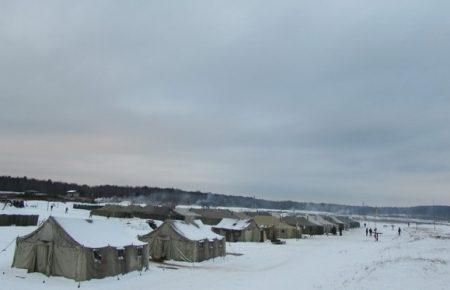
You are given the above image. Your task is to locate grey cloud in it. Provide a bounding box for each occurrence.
[1,0,450,205]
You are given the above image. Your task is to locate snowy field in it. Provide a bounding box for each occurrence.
[1,201,450,290]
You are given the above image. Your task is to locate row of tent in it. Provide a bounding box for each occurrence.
[88,205,360,236]
[10,206,360,282]
[12,216,226,282]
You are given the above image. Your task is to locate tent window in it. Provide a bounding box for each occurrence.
[93,250,102,263]
[137,247,143,257]
[117,249,124,260]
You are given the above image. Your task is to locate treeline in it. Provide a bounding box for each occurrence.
[1,175,450,220]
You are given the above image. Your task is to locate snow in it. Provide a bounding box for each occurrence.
[53,216,146,248]
[1,201,450,289]
[214,218,251,230]
[171,220,224,241]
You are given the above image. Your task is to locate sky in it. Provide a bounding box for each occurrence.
[1,1,450,206]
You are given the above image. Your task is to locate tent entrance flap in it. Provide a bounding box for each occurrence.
[154,237,170,260]
[34,242,53,276]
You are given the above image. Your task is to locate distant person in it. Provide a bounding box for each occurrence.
[366,228,369,236]
[398,227,401,236]
[339,228,343,236]
[408,222,410,227]
[369,228,373,236]
[50,204,54,211]
[363,223,367,228]
[65,207,68,214]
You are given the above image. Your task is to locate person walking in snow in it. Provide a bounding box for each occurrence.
[398,227,401,236]
[65,207,68,214]
[369,228,373,236]
[366,228,369,236]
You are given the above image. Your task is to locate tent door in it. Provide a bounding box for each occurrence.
[34,242,53,276]
[155,237,169,260]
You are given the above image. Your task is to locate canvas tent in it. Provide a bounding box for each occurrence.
[174,208,201,222]
[0,214,38,226]
[323,216,345,232]
[336,216,360,229]
[12,216,148,281]
[212,218,265,242]
[307,215,336,234]
[91,204,183,221]
[139,220,225,262]
[190,208,240,225]
[90,205,135,218]
[253,215,301,240]
[282,216,325,235]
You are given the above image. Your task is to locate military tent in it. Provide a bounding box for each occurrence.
[253,215,301,240]
[307,215,336,234]
[139,220,225,262]
[212,218,265,242]
[0,214,38,226]
[190,208,240,225]
[323,216,345,232]
[90,205,134,219]
[336,216,360,229]
[174,208,201,222]
[282,216,324,235]
[12,216,148,281]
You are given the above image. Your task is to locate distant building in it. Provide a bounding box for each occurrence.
[66,189,80,198]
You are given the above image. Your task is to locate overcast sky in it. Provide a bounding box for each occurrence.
[1,1,450,206]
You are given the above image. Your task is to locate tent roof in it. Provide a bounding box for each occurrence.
[53,216,145,248]
[171,220,224,241]
[253,215,294,228]
[214,218,251,230]
[174,208,201,217]
[191,208,238,219]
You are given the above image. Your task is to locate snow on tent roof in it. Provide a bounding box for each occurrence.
[214,218,251,230]
[171,220,224,241]
[53,216,145,248]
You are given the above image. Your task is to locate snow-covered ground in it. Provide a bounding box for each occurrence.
[1,201,450,290]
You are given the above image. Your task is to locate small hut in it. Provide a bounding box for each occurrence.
[139,220,225,262]
[12,216,148,281]
[212,218,265,242]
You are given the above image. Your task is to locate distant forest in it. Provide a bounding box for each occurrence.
[1,175,450,221]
